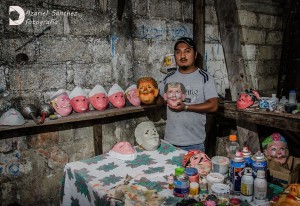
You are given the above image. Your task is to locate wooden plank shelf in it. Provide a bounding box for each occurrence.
[221,102,300,133]
[0,105,157,133]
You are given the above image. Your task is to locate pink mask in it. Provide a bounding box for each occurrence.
[51,94,72,116]
[108,142,137,160]
[182,150,212,176]
[237,89,260,109]
[90,93,108,111]
[126,88,141,106]
[108,92,125,108]
[70,96,89,113]
[164,83,186,107]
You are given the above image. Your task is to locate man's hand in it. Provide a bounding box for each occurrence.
[167,101,185,112]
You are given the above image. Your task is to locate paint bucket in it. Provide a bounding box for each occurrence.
[211,156,229,176]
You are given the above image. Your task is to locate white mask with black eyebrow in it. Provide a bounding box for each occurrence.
[135,121,160,151]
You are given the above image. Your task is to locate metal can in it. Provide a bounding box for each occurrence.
[230,153,245,194]
[173,173,189,197]
[242,147,252,168]
[252,152,267,179]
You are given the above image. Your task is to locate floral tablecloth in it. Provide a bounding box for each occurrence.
[60,141,187,206]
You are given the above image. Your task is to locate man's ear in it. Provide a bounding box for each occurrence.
[154,89,159,97]
[182,94,186,101]
[136,89,140,97]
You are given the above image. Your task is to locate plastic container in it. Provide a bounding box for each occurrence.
[211,156,229,175]
[226,135,240,160]
[254,170,267,204]
[271,94,279,103]
[206,172,225,192]
[184,167,199,183]
[241,167,254,203]
[211,183,230,198]
[279,96,288,104]
[289,90,297,104]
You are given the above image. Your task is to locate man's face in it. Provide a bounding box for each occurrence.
[51,94,72,116]
[108,92,125,108]
[90,93,108,111]
[164,84,185,107]
[174,42,196,70]
[266,141,288,164]
[127,88,141,106]
[137,82,158,105]
[70,96,89,113]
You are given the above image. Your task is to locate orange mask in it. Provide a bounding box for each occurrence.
[137,77,159,105]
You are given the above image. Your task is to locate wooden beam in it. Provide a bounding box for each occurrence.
[214,0,250,101]
[215,0,259,152]
[193,0,205,68]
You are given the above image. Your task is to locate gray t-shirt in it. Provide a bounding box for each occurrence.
[159,68,218,146]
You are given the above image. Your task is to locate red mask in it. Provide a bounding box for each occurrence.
[70,96,89,113]
[237,89,260,109]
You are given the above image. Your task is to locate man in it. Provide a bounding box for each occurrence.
[158,37,219,152]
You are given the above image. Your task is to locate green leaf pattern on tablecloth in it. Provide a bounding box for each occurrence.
[164,196,182,205]
[125,154,156,168]
[60,172,66,203]
[70,196,80,206]
[157,143,177,155]
[67,167,74,180]
[74,168,96,202]
[97,162,118,172]
[144,166,164,174]
[80,155,107,165]
[93,191,110,206]
[135,147,144,153]
[134,177,167,192]
[99,174,123,186]
[165,154,184,167]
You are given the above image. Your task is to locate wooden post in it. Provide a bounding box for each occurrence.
[214,0,260,152]
[93,122,103,155]
[193,0,205,68]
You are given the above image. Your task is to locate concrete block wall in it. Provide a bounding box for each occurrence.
[0,0,287,205]
[204,0,286,96]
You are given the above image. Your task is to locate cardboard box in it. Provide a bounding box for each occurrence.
[267,156,300,188]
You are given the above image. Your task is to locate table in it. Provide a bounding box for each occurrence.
[60,141,187,206]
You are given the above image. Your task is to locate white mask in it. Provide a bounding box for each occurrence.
[135,121,160,151]
[0,108,25,126]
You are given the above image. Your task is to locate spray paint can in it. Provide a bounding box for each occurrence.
[230,151,245,194]
[252,152,267,178]
[242,147,252,168]
[241,167,254,202]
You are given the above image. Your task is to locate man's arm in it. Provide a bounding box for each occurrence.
[155,94,165,107]
[167,97,219,113]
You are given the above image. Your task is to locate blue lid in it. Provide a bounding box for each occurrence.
[184,167,198,176]
[290,90,296,93]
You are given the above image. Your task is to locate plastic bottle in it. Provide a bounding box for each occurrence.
[254,170,267,204]
[226,135,240,160]
[241,167,254,202]
[288,90,297,104]
[279,96,288,104]
[271,94,279,103]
